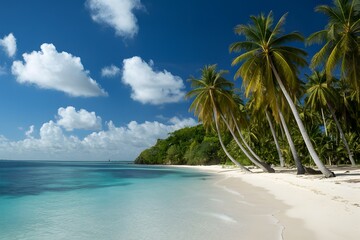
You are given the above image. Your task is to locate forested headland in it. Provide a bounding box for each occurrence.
[134,125,233,165]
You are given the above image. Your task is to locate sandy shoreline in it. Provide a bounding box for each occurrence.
[175,165,360,240]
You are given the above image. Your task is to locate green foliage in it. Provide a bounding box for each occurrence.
[135,125,225,165]
[184,137,221,165]
[136,5,360,169]
[226,139,252,166]
[308,0,360,102]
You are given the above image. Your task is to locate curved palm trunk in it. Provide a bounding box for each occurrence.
[327,103,356,166]
[321,108,328,136]
[270,61,335,177]
[265,110,285,167]
[278,109,306,174]
[321,108,331,165]
[230,112,264,163]
[213,108,251,173]
[220,114,275,173]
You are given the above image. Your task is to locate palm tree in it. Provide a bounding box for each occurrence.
[187,65,275,172]
[186,65,250,172]
[305,71,356,165]
[307,0,360,102]
[230,12,335,177]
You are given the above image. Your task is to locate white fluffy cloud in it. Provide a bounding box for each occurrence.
[122,56,186,105]
[11,43,107,97]
[87,0,143,38]
[101,64,120,77]
[25,125,35,139]
[0,111,197,161]
[168,117,198,129]
[56,106,102,131]
[0,33,16,57]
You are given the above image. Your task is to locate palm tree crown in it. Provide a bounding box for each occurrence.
[308,0,360,101]
[230,11,307,112]
[186,65,252,172]
[186,65,236,130]
[305,71,338,110]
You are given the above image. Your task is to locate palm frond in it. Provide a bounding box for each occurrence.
[306,30,328,45]
[274,47,308,66]
[229,41,258,53]
[268,12,288,43]
[234,24,261,42]
[272,51,297,91]
[310,41,332,69]
[271,32,304,46]
[316,4,345,24]
[325,41,341,76]
[231,49,259,66]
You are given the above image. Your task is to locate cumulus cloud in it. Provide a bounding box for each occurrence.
[0,33,16,57]
[25,125,35,139]
[11,43,107,97]
[0,113,197,161]
[56,106,102,131]
[38,121,68,147]
[87,0,143,38]
[169,117,198,129]
[82,118,196,154]
[101,64,120,77]
[122,56,186,105]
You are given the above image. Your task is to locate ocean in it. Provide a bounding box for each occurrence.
[0,161,283,240]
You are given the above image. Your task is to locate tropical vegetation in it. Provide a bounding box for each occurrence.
[135,124,251,166]
[136,0,359,178]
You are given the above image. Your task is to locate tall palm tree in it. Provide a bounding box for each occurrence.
[230,12,335,177]
[308,0,360,102]
[186,65,250,172]
[305,71,356,165]
[187,65,274,172]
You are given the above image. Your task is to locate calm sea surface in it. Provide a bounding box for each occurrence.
[0,161,282,240]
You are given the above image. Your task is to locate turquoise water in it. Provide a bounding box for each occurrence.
[0,161,283,240]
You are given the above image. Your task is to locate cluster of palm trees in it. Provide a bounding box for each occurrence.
[186,0,359,178]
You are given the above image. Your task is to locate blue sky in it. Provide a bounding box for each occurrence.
[0,0,329,160]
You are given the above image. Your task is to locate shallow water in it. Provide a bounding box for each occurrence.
[0,161,283,240]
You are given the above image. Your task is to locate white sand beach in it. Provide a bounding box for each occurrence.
[179,165,360,240]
